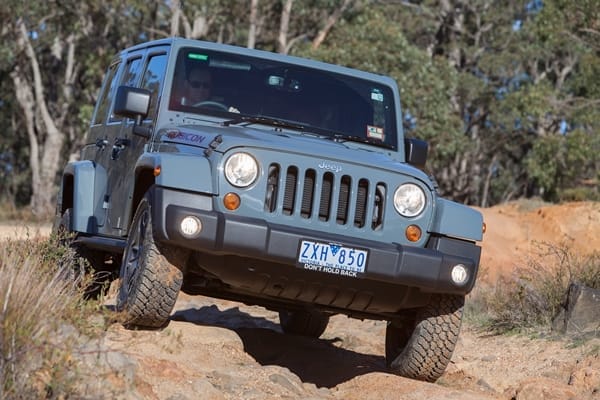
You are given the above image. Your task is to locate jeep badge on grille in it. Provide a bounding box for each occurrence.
[318,161,342,173]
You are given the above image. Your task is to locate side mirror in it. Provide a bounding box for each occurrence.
[404,138,428,169]
[113,86,152,138]
[114,86,151,119]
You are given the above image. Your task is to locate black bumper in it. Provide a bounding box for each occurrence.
[151,187,481,296]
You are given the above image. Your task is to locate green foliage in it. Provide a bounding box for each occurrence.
[293,8,466,171]
[0,0,598,208]
[526,130,600,201]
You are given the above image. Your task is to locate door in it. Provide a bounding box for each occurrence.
[106,47,169,236]
[90,50,145,235]
[84,59,121,231]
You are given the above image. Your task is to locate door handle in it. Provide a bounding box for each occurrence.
[95,138,108,149]
[111,138,131,160]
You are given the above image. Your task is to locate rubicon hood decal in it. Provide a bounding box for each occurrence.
[162,129,207,144]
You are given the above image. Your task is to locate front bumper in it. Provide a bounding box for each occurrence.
[151,186,481,296]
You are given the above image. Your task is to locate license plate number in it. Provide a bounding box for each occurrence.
[297,240,368,274]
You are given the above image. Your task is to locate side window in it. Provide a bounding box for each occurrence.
[110,56,143,122]
[140,53,168,120]
[92,61,120,125]
[121,57,143,87]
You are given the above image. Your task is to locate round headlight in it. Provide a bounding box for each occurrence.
[224,152,258,187]
[394,183,426,217]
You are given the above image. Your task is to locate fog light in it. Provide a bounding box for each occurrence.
[405,225,422,242]
[180,216,202,237]
[223,192,241,210]
[451,264,468,285]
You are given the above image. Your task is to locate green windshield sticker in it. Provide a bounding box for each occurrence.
[188,53,208,61]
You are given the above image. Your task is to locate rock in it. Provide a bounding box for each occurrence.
[505,378,579,400]
[269,373,302,395]
[332,372,497,400]
[569,367,600,395]
[552,283,600,336]
[191,379,226,400]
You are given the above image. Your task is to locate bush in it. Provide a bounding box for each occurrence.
[0,234,105,398]
[466,242,600,333]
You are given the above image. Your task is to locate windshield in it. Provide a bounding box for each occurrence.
[169,47,398,150]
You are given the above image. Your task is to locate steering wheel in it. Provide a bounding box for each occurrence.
[193,100,228,111]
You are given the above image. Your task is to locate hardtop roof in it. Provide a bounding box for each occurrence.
[119,37,398,88]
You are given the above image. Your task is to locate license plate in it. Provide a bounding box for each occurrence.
[297,240,368,276]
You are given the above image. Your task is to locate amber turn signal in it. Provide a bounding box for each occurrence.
[405,225,422,242]
[153,165,161,177]
[482,221,487,234]
[223,192,241,210]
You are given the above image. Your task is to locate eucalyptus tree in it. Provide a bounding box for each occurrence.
[349,0,599,205]
[0,1,160,215]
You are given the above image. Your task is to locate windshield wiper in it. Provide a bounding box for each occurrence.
[222,115,305,131]
[330,134,395,150]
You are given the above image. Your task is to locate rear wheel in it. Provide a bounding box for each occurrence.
[385,294,464,382]
[279,309,329,338]
[55,208,115,299]
[116,190,188,329]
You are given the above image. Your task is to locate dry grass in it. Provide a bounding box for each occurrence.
[466,242,600,334]
[0,201,44,223]
[0,234,110,398]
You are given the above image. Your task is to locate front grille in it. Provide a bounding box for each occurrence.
[264,163,386,230]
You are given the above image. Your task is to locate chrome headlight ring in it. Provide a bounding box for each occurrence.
[224,152,259,187]
[393,183,426,217]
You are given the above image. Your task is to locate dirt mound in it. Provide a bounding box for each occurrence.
[478,201,600,281]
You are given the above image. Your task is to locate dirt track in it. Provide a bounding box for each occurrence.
[3,202,600,399]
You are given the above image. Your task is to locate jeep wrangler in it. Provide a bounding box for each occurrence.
[54,38,483,382]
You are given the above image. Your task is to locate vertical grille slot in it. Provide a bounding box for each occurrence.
[283,166,298,215]
[354,179,369,228]
[264,164,280,212]
[319,172,334,221]
[372,183,386,230]
[300,169,315,218]
[336,175,351,225]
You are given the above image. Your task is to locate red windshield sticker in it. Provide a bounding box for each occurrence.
[366,125,384,141]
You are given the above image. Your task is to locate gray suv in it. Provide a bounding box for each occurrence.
[54,38,483,382]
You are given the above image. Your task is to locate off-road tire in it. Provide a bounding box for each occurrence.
[55,208,113,299]
[386,294,464,382]
[279,309,329,338]
[116,191,186,329]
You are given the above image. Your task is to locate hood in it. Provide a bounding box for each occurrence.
[156,122,432,186]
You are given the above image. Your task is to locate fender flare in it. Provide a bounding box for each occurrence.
[60,161,107,233]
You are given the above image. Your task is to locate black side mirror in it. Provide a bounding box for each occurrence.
[114,86,150,118]
[404,138,428,169]
[113,86,152,138]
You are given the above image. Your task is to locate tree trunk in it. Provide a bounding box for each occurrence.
[13,19,67,217]
[277,0,294,54]
[311,0,353,50]
[170,0,182,37]
[10,68,40,210]
[248,0,259,49]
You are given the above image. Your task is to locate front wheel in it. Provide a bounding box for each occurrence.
[116,190,187,329]
[385,294,464,382]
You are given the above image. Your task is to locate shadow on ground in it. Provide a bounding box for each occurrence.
[171,305,387,388]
